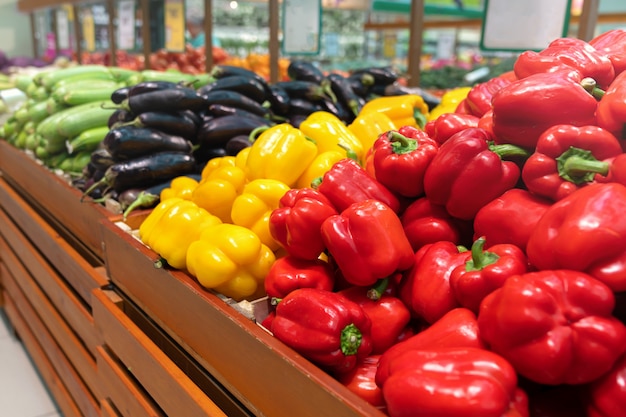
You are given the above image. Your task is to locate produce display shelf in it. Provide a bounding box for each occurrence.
[0,139,112,261]
[101,214,387,417]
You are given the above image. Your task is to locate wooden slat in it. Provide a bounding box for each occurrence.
[0,177,108,304]
[92,289,228,417]
[0,140,111,259]
[97,345,166,417]
[3,269,100,417]
[0,246,102,400]
[3,293,83,417]
[101,399,122,417]
[0,230,101,356]
[101,217,384,417]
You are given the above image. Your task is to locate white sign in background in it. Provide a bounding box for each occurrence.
[282,0,321,54]
[117,0,136,50]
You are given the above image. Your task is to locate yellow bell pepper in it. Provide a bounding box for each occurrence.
[192,165,247,223]
[296,151,347,189]
[360,94,429,130]
[347,111,398,154]
[160,175,199,201]
[138,197,222,270]
[427,86,472,121]
[200,156,237,181]
[298,111,365,163]
[230,179,290,251]
[235,147,250,169]
[245,124,318,187]
[186,223,276,301]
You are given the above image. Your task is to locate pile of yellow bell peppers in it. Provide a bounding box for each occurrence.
[137,94,430,301]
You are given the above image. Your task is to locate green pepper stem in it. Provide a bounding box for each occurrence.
[413,109,428,130]
[466,236,499,272]
[337,143,359,162]
[387,131,418,154]
[367,278,389,301]
[122,191,160,221]
[248,125,270,143]
[489,142,531,160]
[340,323,363,356]
[310,176,323,190]
[581,77,606,100]
[557,146,609,184]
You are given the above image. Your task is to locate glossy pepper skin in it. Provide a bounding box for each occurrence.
[200,155,237,179]
[186,223,276,301]
[376,307,486,387]
[269,188,338,260]
[450,237,528,313]
[381,347,528,417]
[139,197,222,270]
[347,110,398,153]
[589,29,626,76]
[299,111,365,163]
[264,255,335,300]
[321,199,414,287]
[522,124,622,201]
[473,189,552,253]
[192,165,247,223]
[336,355,386,410]
[340,284,411,355]
[478,270,626,385]
[526,183,626,292]
[271,287,373,374]
[230,179,290,251]
[401,196,472,252]
[367,126,438,198]
[587,353,626,417]
[360,94,429,130]
[400,241,467,324]
[423,127,526,221]
[296,151,347,189]
[423,112,479,145]
[316,158,401,213]
[514,37,615,88]
[245,123,317,187]
[596,70,626,141]
[465,75,513,117]
[160,175,199,201]
[491,70,598,149]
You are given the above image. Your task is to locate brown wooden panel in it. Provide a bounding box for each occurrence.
[101,399,122,417]
[92,289,228,417]
[101,216,384,417]
[2,293,86,417]
[0,140,110,258]
[0,178,108,304]
[0,232,102,356]
[3,270,101,417]
[97,345,166,417]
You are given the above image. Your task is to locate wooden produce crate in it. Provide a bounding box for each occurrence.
[101,215,386,417]
[92,288,236,417]
[0,140,112,261]
[0,177,109,307]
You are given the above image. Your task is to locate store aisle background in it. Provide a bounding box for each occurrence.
[0,308,63,417]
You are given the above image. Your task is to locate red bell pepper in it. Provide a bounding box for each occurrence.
[598,153,626,186]
[478,109,495,137]
[521,124,622,201]
[399,241,467,324]
[596,70,626,141]
[367,126,439,198]
[424,112,480,145]
[491,70,598,149]
[264,255,335,300]
[400,196,473,252]
[526,183,626,292]
[478,270,626,385]
[376,307,486,387]
[454,98,472,114]
[513,37,615,88]
[423,127,527,220]
[336,355,386,410]
[316,158,401,213]
[473,188,552,253]
[589,29,626,76]
[450,237,528,313]
[321,199,414,287]
[465,75,513,117]
[271,287,373,374]
[269,187,338,260]
[340,284,411,354]
[381,347,529,417]
[587,353,626,417]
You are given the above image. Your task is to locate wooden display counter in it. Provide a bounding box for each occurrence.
[0,140,385,416]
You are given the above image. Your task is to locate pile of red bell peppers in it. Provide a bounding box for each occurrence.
[261,29,626,417]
